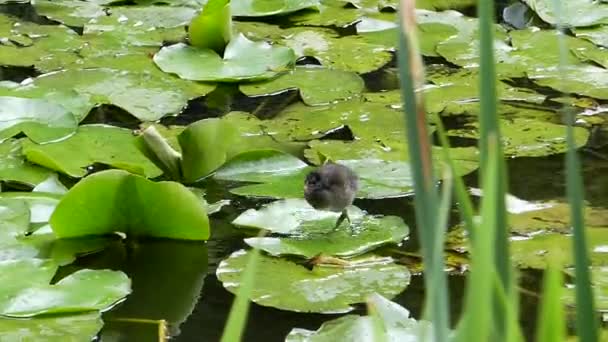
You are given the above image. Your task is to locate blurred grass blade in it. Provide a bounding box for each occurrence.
[536,264,565,342]
[397,0,449,340]
[548,0,598,340]
[456,134,499,341]
[477,0,512,335]
[220,236,264,342]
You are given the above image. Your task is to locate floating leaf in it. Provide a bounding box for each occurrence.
[0,139,53,187]
[231,0,321,16]
[154,34,296,82]
[22,124,162,178]
[32,0,107,27]
[217,249,410,313]
[286,293,432,341]
[0,312,103,342]
[234,198,409,258]
[50,170,210,240]
[447,118,589,158]
[239,66,364,105]
[0,269,131,317]
[0,96,77,144]
[522,0,608,27]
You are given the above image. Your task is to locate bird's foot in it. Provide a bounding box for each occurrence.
[333,209,353,233]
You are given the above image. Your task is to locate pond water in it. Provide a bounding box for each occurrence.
[2,0,608,340]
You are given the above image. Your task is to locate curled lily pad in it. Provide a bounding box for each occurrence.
[286,293,433,341]
[1,269,131,317]
[153,34,296,82]
[189,0,232,52]
[239,65,364,105]
[235,198,409,258]
[22,124,162,178]
[217,249,410,313]
[231,0,321,16]
[0,96,77,144]
[0,312,103,342]
[50,170,210,240]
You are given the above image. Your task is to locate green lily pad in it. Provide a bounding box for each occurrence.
[96,5,197,29]
[574,25,608,48]
[0,139,53,187]
[22,124,162,178]
[19,68,215,122]
[32,0,107,27]
[189,0,231,52]
[286,293,432,341]
[153,34,296,82]
[234,198,409,258]
[447,118,589,158]
[563,266,608,312]
[217,249,410,313]
[529,65,608,101]
[287,0,366,27]
[236,22,392,73]
[0,312,103,342]
[50,170,210,240]
[510,228,608,269]
[240,66,364,106]
[231,0,321,16]
[1,269,131,317]
[0,96,78,144]
[522,0,608,27]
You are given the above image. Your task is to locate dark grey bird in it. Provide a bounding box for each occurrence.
[304,163,359,229]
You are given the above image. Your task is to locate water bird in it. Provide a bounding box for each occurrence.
[304,162,359,229]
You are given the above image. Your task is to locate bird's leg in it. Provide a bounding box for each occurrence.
[333,209,350,230]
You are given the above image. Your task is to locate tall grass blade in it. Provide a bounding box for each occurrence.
[477,0,512,335]
[536,263,565,342]
[548,0,598,340]
[220,244,262,342]
[397,1,449,340]
[456,134,500,341]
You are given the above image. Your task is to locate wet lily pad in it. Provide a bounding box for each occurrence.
[50,170,210,240]
[22,124,162,178]
[563,266,608,312]
[1,269,131,317]
[217,249,410,313]
[21,68,215,122]
[231,0,321,16]
[510,228,608,269]
[447,118,589,158]
[0,312,103,342]
[235,198,409,258]
[574,26,608,48]
[189,0,231,52]
[522,0,608,27]
[286,293,432,341]
[236,22,393,73]
[32,0,107,27]
[0,139,53,187]
[154,34,296,82]
[0,96,78,144]
[239,66,364,105]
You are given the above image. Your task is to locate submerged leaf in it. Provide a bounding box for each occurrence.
[50,170,210,240]
[217,249,410,313]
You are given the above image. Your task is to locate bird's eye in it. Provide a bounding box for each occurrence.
[305,172,321,185]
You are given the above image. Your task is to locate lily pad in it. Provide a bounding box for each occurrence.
[153,34,296,82]
[1,269,131,317]
[50,170,210,240]
[286,293,432,341]
[0,139,53,187]
[32,0,107,27]
[0,96,78,144]
[20,68,215,122]
[235,198,409,258]
[522,0,608,27]
[0,312,103,342]
[239,65,364,105]
[231,0,321,16]
[447,118,589,158]
[236,22,393,73]
[216,249,410,313]
[22,124,162,178]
